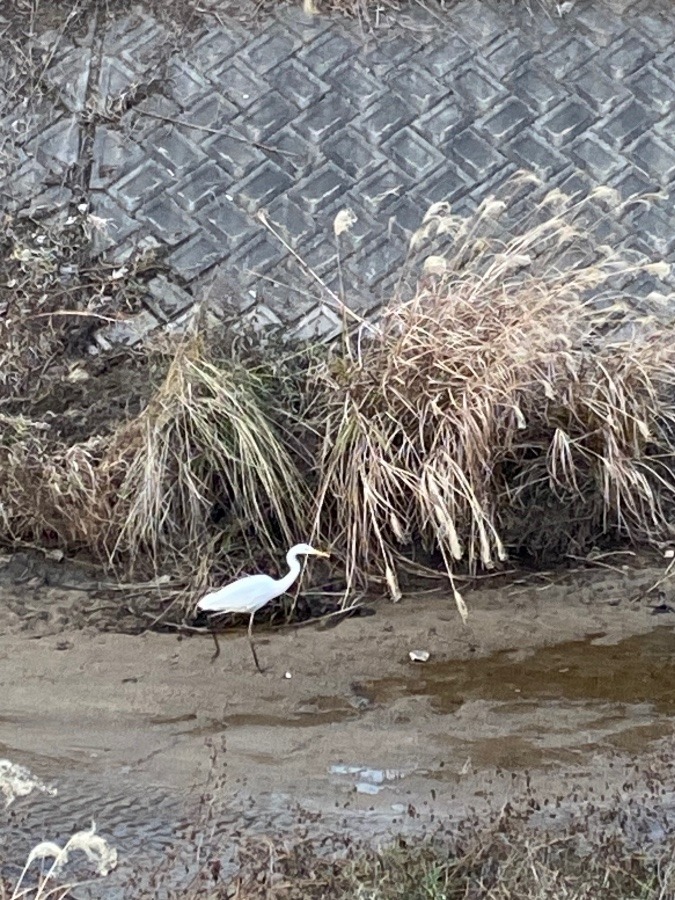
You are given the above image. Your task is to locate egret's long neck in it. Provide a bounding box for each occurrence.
[277,548,303,595]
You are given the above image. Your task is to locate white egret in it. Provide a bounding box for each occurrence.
[197,543,330,672]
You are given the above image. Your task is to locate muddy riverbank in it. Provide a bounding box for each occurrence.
[2,553,675,894]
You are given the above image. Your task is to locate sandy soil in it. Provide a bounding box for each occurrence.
[2,551,675,842]
[2,550,675,900]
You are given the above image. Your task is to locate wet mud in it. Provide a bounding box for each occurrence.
[1,553,675,893]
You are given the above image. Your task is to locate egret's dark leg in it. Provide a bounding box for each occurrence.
[210,624,221,662]
[248,611,263,673]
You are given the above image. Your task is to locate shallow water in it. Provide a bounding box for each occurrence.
[365,629,675,713]
[349,628,675,776]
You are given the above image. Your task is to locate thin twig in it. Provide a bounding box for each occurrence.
[257,210,375,332]
[137,110,297,157]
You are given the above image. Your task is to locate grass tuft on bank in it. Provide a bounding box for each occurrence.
[0,335,310,597]
[311,176,675,604]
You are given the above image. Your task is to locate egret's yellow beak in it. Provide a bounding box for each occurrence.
[313,549,331,558]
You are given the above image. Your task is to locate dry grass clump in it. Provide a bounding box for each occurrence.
[0,177,311,605]
[98,336,310,577]
[201,763,675,900]
[252,830,675,900]
[0,335,310,593]
[311,174,675,607]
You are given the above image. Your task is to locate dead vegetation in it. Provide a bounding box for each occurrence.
[1,175,675,622]
[236,830,675,900]
[0,333,310,594]
[0,194,312,604]
[310,176,675,609]
[0,207,156,401]
[113,810,675,898]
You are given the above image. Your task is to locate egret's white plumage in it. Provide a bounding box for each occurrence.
[197,543,329,671]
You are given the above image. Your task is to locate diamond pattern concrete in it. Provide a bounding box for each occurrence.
[1,0,675,345]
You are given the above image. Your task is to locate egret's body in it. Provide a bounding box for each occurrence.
[197,543,329,671]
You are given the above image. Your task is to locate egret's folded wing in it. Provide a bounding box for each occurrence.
[197,574,277,613]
